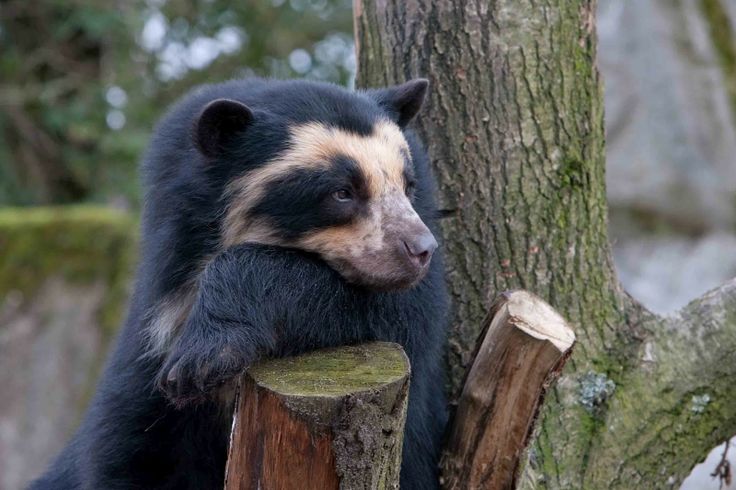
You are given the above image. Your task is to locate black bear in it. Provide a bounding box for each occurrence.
[31,78,449,489]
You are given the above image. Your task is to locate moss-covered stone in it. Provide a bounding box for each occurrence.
[0,205,137,334]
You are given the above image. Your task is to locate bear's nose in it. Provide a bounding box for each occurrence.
[403,232,438,268]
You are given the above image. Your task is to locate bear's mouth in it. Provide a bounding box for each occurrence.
[323,234,436,292]
[293,194,437,291]
[328,260,429,291]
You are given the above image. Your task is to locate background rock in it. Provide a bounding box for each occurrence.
[599,0,736,231]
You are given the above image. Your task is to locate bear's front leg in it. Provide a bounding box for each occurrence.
[155,244,358,406]
[155,247,276,406]
[156,312,261,406]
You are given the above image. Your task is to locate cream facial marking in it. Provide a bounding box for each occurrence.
[222,120,411,248]
[297,188,429,287]
[144,284,197,355]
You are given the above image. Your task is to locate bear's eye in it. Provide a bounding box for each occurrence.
[405,180,417,196]
[332,189,353,202]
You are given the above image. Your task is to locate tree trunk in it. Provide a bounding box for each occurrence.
[224,342,410,490]
[354,0,736,488]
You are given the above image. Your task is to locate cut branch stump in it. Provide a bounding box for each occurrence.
[224,341,411,490]
[440,290,576,490]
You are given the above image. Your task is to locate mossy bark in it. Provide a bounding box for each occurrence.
[354,1,736,488]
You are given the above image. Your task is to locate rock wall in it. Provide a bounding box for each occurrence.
[599,0,736,315]
[0,207,135,490]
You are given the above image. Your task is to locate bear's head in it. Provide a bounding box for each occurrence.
[194,79,437,291]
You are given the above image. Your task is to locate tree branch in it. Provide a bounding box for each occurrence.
[440,290,575,490]
[585,278,736,487]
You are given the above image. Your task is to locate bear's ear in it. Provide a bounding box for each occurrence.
[194,98,253,158]
[370,79,429,128]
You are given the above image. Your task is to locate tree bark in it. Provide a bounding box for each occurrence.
[224,342,410,490]
[354,0,736,488]
[440,290,575,490]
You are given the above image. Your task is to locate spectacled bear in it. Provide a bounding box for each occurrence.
[31,77,449,490]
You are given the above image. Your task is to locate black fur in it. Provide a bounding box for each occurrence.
[31,78,449,490]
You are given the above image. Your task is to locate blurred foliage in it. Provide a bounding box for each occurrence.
[0,0,354,207]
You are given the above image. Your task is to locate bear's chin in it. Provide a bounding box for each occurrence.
[326,257,430,292]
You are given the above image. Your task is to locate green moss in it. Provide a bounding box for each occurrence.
[700,0,736,114]
[250,342,410,397]
[558,157,587,189]
[0,205,138,335]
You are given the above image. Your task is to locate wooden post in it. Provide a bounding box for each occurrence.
[440,290,576,490]
[224,342,411,490]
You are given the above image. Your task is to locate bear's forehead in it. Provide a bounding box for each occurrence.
[256,81,383,136]
[230,120,410,204]
[285,120,410,194]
